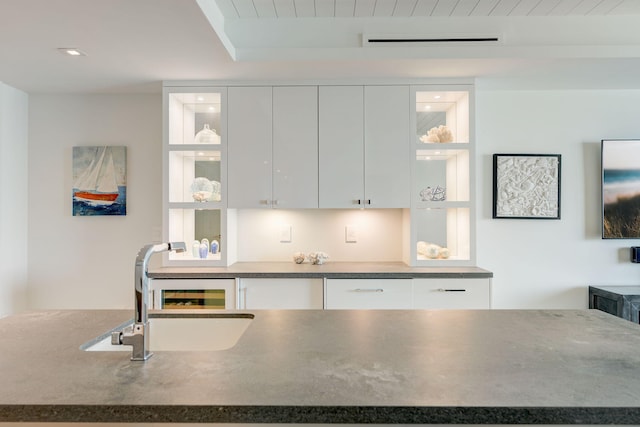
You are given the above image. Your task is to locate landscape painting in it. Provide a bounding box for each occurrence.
[72,146,127,216]
[602,139,640,238]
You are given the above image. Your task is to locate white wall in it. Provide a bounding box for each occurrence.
[28,94,162,309]
[0,83,28,317]
[476,88,640,308]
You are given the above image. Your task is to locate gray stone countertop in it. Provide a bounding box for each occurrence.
[2,309,640,424]
[149,262,493,279]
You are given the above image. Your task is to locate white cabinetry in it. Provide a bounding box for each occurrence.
[325,279,413,309]
[239,278,324,309]
[413,278,491,309]
[228,86,318,209]
[410,85,475,266]
[318,86,410,208]
[325,277,490,309]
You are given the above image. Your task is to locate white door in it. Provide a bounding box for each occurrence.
[318,86,365,208]
[227,86,273,208]
[364,85,411,208]
[272,86,318,208]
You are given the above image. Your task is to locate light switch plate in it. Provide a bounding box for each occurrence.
[280,224,292,243]
[345,225,357,243]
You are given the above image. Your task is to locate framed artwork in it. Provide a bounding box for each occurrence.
[72,146,127,216]
[602,139,640,239]
[493,154,561,219]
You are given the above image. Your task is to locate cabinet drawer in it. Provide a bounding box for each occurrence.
[325,279,412,309]
[413,278,490,309]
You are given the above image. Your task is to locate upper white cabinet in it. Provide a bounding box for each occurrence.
[228,86,318,209]
[410,85,475,266]
[318,86,364,208]
[227,86,271,209]
[364,86,411,208]
[318,86,410,208]
[163,86,229,266]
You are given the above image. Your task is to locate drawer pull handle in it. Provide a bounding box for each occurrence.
[353,288,384,293]
[437,288,466,292]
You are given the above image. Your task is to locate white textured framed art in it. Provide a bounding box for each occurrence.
[492,154,561,219]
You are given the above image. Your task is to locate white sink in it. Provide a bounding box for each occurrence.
[82,312,254,352]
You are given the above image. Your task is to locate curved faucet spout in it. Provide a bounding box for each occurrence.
[126,242,186,360]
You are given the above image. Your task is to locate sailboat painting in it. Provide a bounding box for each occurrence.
[72,146,126,216]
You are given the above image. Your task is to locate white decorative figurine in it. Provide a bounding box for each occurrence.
[419,125,453,143]
[293,252,306,264]
[308,252,329,265]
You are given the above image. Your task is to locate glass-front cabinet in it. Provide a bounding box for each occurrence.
[410,86,474,266]
[163,86,231,266]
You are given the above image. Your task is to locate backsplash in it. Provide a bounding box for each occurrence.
[235,209,406,262]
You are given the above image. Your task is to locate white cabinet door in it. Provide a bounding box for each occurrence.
[412,278,491,309]
[239,278,324,309]
[364,85,411,208]
[227,86,273,208]
[319,85,411,209]
[325,279,413,309]
[319,86,365,208]
[228,86,318,209]
[272,86,318,208]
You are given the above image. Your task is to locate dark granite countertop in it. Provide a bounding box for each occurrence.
[1,309,640,424]
[149,262,493,279]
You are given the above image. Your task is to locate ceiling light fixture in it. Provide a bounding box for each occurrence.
[58,48,86,56]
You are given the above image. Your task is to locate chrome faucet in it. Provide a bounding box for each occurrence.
[112,242,186,360]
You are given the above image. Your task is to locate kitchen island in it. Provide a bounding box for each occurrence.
[1,309,640,424]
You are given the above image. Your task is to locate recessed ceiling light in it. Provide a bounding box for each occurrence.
[58,48,86,56]
[434,95,441,99]
[424,105,431,110]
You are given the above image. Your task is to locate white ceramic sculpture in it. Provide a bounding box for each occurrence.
[194,124,220,144]
[419,125,453,143]
[293,252,306,264]
[417,241,450,259]
[308,251,329,265]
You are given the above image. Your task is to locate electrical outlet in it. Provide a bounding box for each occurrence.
[280,224,292,243]
[345,225,357,243]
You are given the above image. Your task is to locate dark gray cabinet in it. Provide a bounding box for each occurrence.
[589,285,640,323]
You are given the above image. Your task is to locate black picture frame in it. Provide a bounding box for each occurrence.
[493,153,561,219]
[601,139,640,239]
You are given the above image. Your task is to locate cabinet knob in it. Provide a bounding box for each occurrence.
[353,288,384,293]
[366,199,371,205]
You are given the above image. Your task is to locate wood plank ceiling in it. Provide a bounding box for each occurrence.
[217,0,638,19]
